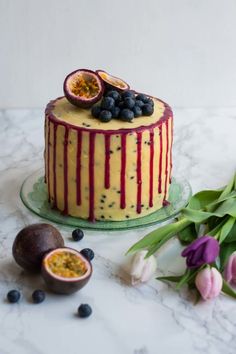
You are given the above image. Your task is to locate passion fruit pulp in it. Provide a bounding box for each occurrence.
[12,224,64,272]
[41,248,92,294]
[96,70,130,92]
[63,69,104,108]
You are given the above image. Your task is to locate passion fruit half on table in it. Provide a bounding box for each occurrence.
[12,224,64,273]
[41,248,92,294]
[96,70,130,92]
[63,69,104,108]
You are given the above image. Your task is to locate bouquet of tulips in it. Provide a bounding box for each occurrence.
[127,173,236,301]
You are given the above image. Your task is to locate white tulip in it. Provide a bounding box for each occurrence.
[129,250,157,285]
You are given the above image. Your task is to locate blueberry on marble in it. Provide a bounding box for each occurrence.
[32,289,45,304]
[101,97,115,110]
[142,104,154,116]
[72,228,84,241]
[80,248,94,261]
[132,106,142,118]
[91,105,101,118]
[106,90,121,102]
[124,97,135,109]
[120,109,134,122]
[99,110,112,122]
[7,290,21,303]
[78,304,92,318]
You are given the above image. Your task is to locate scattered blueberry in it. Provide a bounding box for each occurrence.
[120,109,134,122]
[111,106,120,118]
[136,93,149,103]
[133,106,142,118]
[142,104,154,116]
[101,97,115,110]
[32,289,45,304]
[124,97,135,109]
[122,90,135,100]
[91,105,101,118]
[106,90,121,101]
[7,290,21,303]
[72,228,84,241]
[135,99,144,108]
[99,110,112,122]
[80,248,94,261]
[78,304,92,318]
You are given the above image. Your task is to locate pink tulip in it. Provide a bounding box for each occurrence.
[224,252,236,284]
[195,266,222,300]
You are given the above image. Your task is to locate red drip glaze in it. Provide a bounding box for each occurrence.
[76,130,82,205]
[149,130,154,207]
[89,133,96,221]
[104,134,111,189]
[164,119,169,200]
[169,117,173,183]
[47,121,51,202]
[136,132,142,213]
[158,125,163,194]
[120,133,127,209]
[53,123,58,208]
[63,127,69,215]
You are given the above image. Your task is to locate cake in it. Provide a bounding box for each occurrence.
[44,70,173,222]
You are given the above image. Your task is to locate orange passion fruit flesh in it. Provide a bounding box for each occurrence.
[99,72,127,90]
[69,73,100,99]
[44,249,89,279]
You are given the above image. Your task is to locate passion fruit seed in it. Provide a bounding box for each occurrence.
[64,69,104,108]
[72,228,84,242]
[80,248,94,261]
[96,70,130,92]
[32,290,45,304]
[78,304,92,318]
[7,290,21,303]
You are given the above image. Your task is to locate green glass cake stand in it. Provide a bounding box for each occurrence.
[20,169,192,231]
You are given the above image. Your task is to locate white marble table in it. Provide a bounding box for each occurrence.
[0,107,236,354]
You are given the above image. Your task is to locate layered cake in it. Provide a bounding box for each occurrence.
[44,69,173,221]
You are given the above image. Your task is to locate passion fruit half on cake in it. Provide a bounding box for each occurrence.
[96,70,130,92]
[63,69,104,108]
[41,248,92,294]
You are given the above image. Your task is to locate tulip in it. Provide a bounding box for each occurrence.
[224,252,236,284]
[129,250,157,285]
[181,235,219,269]
[195,266,222,300]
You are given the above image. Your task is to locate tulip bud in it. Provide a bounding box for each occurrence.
[195,266,222,300]
[129,250,157,285]
[224,251,236,284]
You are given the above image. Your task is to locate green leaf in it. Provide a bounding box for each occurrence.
[187,190,222,210]
[177,223,197,245]
[219,217,235,244]
[146,233,176,257]
[206,191,236,212]
[219,175,235,199]
[214,198,236,218]
[156,275,183,283]
[126,218,191,254]
[219,242,236,269]
[222,280,236,299]
[207,216,229,236]
[224,223,236,243]
[176,268,192,289]
[182,208,213,223]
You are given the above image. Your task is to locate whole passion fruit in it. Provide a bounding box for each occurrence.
[63,69,104,108]
[12,224,64,272]
[41,248,92,294]
[96,70,130,92]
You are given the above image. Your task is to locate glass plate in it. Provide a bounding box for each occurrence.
[20,169,192,231]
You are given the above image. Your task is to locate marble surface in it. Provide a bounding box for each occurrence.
[0,107,236,354]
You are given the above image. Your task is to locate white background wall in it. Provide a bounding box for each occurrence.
[1,0,236,108]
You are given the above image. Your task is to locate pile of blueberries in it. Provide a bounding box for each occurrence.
[91,90,154,123]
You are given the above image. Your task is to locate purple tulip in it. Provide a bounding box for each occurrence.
[195,266,222,300]
[224,252,236,284]
[181,235,219,269]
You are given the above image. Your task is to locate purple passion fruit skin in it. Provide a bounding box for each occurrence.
[12,224,64,273]
[63,69,104,108]
[96,70,130,92]
[41,248,92,295]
